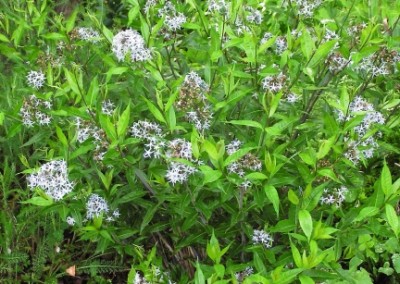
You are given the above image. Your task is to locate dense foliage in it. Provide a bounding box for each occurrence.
[1,0,400,283]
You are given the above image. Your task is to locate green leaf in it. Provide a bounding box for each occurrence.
[353,207,380,223]
[86,76,99,106]
[200,166,222,184]
[288,189,299,205]
[70,143,94,159]
[117,104,131,138]
[140,202,161,233]
[64,68,81,97]
[385,204,399,237]
[299,275,315,284]
[245,172,268,181]
[56,126,68,147]
[22,196,53,206]
[299,149,316,167]
[265,185,280,218]
[167,106,176,131]
[269,92,283,118]
[381,162,393,197]
[317,168,340,183]
[270,219,295,233]
[206,231,221,263]
[299,209,313,242]
[291,243,302,268]
[194,262,205,284]
[226,120,263,129]
[65,9,78,32]
[301,28,315,61]
[203,140,219,162]
[99,114,117,142]
[317,137,335,159]
[308,40,337,68]
[253,251,266,273]
[143,97,166,124]
[127,0,140,25]
[0,33,10,42]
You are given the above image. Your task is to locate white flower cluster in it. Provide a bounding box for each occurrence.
[101,100,115,116]
[226,139,262,178]
[260,33,288,55]
[134,272,150,284]
[235,267,254,283]
[260,32,273,45]
[130,122,197,185]
[355,47,400,77]
[326,52,351,74]
[158,1,186,32]
[252,229,273,248]
[86,194,110,220]
[20,95,52,127]
[275,36,287,55]
[226,139,241,155]
[112,29,151,62]
[262,72,288,93]
[144,0,157,14]
[177,72,212,131]
[74,117,109,162]
[337,96,385,164]
[26,70,46,89]
[245,7,263,25]
[66,216,76,226]
[320,186,348,207]
[165,139,197,185]
[286,93,300,103]
[234,18,250,35]
[76,27,101,42]
[292,0,322,17]
[347,23,367,39]
[131,120,165,159]
[27,160,74,201]
[207,0,229,15]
